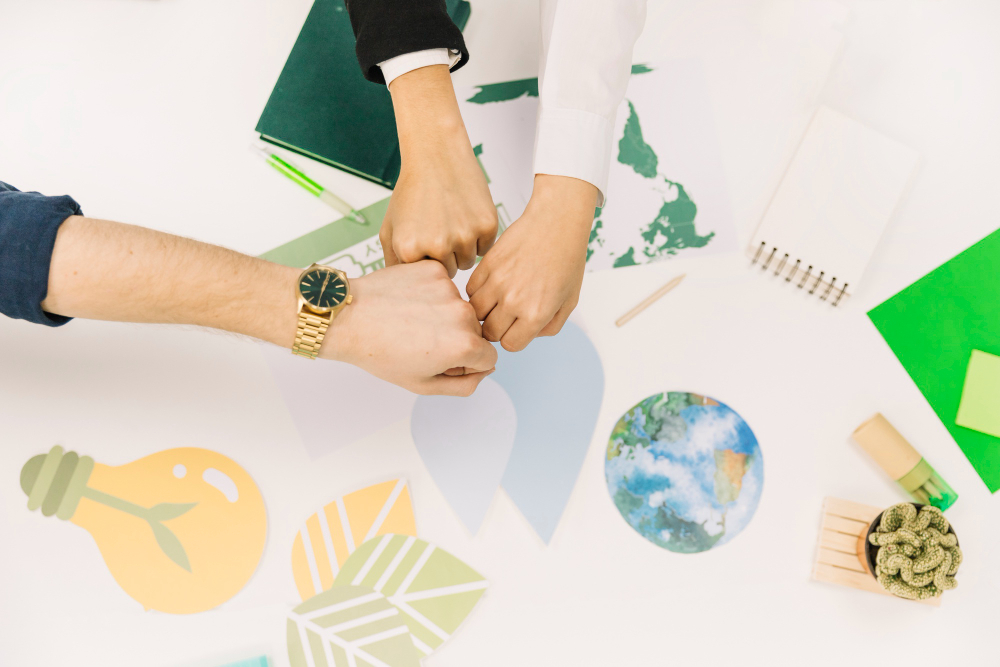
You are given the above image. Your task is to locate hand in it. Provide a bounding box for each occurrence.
[323,261,498,396]
[466,175,598,352]
[381,65,498,277]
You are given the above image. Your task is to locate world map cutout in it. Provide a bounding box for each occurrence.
[605,392,763,553]
[593,101,714,268]
[462,61,736,272]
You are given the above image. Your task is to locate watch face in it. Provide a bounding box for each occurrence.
[299,268,348,310]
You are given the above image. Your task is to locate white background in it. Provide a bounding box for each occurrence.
[1,1,999,665]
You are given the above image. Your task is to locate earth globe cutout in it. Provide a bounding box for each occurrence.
[605,392,763,553]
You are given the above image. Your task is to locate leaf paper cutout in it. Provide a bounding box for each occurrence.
[147,502,197,522]
[287,585,420,667]
[292,479,416,601]
[333,534,488,657]
[149,521,192,572]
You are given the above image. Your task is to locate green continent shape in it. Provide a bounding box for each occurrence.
[608,410,653,459]
[660,392,695,416]
[638,180,714,258]
[609,392,694,459]
[651,505,724,553]
[618,101,658,178]
[613,247,638,267]
[466,69,648,105]
[466,78,538,104]
[613,487,645,519]
[588,216,604,261]
[608,104,715,266]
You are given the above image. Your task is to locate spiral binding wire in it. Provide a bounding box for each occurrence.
[751,241,848,306]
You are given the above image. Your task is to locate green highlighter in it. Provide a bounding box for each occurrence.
[252,146,367,225]
[852,413,958,511]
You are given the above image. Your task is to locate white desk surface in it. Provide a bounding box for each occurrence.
[1,1,998,665]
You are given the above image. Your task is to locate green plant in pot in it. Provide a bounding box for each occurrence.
[866,502,962,600]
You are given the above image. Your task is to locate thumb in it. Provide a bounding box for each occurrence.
[450,335,499,374]
[466,260,489,297]
[380,216,399,267]
[423,370,494,397]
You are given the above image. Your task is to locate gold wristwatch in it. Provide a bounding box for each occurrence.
[292,263,353,360]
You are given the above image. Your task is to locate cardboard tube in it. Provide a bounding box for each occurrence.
[852,413,922,480]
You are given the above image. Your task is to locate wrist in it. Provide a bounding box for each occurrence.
[389,65,469,162]
[316,275,364,363]
[528,174,599,234]
[228,261,301,352]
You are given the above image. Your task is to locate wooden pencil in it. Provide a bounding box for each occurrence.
[615,274,686,327]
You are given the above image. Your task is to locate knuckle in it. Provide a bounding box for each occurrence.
[455,335,478,357]
[453,301,475,321]
[423,260,449,279]
[424,238,451,259]
[476,210,499,234]
[395,237,424,263]
[524,305,547,326]
[454,226,476,247]
[471,302,489,322]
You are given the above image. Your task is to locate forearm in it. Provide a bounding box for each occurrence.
[535,0,647,204]
[531,175,598,225]
[389,64,469,165]
[41,216,300,349]
[382,64,498,273]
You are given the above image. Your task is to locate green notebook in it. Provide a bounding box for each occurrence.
[869,227,1000,492]
[256,0,471,188]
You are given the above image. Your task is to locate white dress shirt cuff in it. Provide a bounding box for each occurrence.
[532,107,613,207]
[378,48,462,88]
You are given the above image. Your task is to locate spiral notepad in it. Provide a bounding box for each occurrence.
[748,106,919,305]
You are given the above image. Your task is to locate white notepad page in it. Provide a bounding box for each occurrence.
[747,106,919,304]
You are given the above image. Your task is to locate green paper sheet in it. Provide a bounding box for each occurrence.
[957,350,1000,438]
[259,198,388,270]
[869,227,1000,492]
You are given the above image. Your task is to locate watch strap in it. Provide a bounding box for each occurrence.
[292,310,333,360]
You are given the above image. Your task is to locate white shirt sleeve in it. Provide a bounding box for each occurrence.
[533,0,648,206]
[378,48,463,88]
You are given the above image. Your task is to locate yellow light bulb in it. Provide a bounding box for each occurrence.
[20,445,267,614]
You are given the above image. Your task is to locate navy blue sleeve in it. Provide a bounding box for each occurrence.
[0,181,81,327]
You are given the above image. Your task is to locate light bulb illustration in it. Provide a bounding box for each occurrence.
[20,445,267,614]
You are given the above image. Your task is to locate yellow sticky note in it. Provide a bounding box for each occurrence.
[956,350,1000,439]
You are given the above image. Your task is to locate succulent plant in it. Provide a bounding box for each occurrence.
[869,503,962,600]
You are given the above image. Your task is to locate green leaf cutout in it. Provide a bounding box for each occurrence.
[287,585,420,667]
[332,534,488,657]
[149,521,192,572]
[146,502,197,522]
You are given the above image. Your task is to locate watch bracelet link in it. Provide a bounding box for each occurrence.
[292,310,331,360]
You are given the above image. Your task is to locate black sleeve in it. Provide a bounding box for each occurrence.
[0,181,80,327]
[343,0,469,85]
